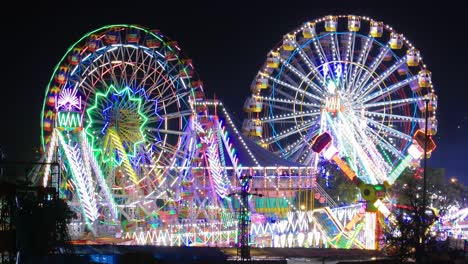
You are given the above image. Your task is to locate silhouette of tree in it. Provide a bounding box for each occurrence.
[16,186,75,263]
[382,167,459,263]
[316,160,359,205]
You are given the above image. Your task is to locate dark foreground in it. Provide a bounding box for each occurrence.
[17,245,386,264]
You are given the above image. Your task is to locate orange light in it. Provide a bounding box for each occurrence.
[332,155,357,181]
[413,129,436,154]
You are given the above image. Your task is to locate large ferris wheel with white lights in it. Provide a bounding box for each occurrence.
[243,15,438,185]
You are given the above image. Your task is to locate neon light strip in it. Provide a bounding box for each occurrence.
[202,127,229,198]
[57,131,98,230]
[373,199,396,225]
[80,131,118,221]
[387,155,413,185]
[345,222,363,249]
[57,112,81,128]
[332,155,358,181]
[43,130,58,187]
[219,123,242,178]
[106,128,139,183]
[364,212,376,250]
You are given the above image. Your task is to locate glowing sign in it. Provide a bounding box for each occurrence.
[57,111,82,129]
[325,95,341,113]
[56,88,82,111]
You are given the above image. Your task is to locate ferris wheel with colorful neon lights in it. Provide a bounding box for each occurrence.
[40,25,205,233]
[243,15,438,185]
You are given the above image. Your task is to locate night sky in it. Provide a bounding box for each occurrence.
[1,1,467,184]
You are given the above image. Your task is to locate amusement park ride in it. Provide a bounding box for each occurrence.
[35,15,439,250]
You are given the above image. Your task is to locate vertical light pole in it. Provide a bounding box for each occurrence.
[421,97,430,259]
[228,174,262,261]
[422,98,429,213]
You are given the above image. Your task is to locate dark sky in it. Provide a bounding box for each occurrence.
[1,1,467,184]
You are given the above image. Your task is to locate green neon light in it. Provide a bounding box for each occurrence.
[387,155,413,185]
[374,184,385,191]
[345,222,363,249]
[57,112,81,129]
[41,24,189,151]
[85,85,148,166]
[377,143,394,167]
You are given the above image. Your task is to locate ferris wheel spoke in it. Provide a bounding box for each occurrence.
[267,75,324,103]
[102,50,125,86]
[82,63,112,94]
[269,104,298,113]
[139,57,167,91]
[364,127,405,160]
[353,42,391,95]
[255,95,322,109]
[273,88,303,102]
[152,110,192,121]
[291,56,312,78]
[150,150,174,168]
[145,77,172,99]
[355,57,407,101]
[158,90,190,108]
[151,141,184,161]
[348,36,372,93]
[134,53,157,87]
[153,76,179,98]
[278,139,308,158]
[163,60,181,79]
[273,130,309,156]
[274,84,322,107]
[78,76,98,97]
[361,96,426,109]
[277,57,324,95]
[289,128,321,161]
[144,66,164,90]
[312,35,331,70]
[330,34,341,65]
[141,103,159,116]
[364,117,412,141]
[278,70,301,89]
[293,40,326,86]
[260,111,320,123]
[358,76,418,104]
[262,118,318,144]
[342,32,356,93]
[148,128,189,136]
[362,110,424,123]
[121,52,139,85]
[329,33,346,91]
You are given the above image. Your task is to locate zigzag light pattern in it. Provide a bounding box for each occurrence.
[80,131,118,221]
[57,131,99,227]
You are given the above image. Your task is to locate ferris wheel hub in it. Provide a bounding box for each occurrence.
[324,95,342,114]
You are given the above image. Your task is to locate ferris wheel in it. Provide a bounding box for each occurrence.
[41,25,203,229]
[243,15,438,185]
